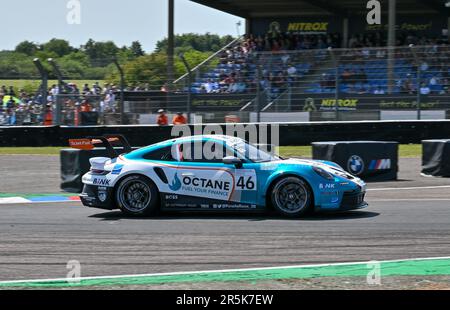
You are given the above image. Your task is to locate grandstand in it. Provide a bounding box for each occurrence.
[167,0,450,121]
[3,1,450,126]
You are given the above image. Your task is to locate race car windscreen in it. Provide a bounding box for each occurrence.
[231,141,279,163]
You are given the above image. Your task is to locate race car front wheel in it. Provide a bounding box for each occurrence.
[271,176,312,218]
[116,175,159,216]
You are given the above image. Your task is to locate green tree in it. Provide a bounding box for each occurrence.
[106,49,213,89]
[15,41,39,56]
[42,39,74,57]
[130,41,145,57]
[0,51,38,78]
[82,39,119,65]
[155,33,235,53]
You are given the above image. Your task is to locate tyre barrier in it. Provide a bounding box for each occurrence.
[422,139,450,177]
[312,141,398,182]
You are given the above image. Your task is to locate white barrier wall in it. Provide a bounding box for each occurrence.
[380,110,446,120]
[250,112,310,123]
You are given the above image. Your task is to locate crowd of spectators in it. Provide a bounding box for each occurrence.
[195,44,257,94]
[0,82,119,126]
[333,44,450,95]
[196,34,317,95]
[0,86,43,125]
[194,30,450,96]
[3,31,450,126]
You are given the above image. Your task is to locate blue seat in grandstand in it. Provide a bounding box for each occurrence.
[430,85,443,93]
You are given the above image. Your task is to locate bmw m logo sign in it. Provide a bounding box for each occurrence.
[347,155,365,176]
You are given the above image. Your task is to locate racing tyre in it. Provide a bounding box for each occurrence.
[116,175,159,216]
[271,177,312,218]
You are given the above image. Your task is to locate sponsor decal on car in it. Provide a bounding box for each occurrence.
[169,173,182,191]
[93,178,110,186]
[98,191,107,202]
[111,164,124,175]
[319,183,335,189]
[166,168,235,201]
[180,175,231,198]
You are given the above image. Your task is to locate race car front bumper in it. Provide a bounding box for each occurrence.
[315,188,367,212]
[80,184,116,210]
[339,190,368,211]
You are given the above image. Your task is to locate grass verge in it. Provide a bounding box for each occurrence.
[278,144,421,158]
[0,144,422,157]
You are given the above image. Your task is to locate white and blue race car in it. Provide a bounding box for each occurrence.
[76,135,367,218]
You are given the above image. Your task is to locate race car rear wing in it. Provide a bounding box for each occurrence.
[69,134,132,158]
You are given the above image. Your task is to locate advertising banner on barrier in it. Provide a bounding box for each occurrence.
[119,91,450,112]
[312,141,399,182]
[294,94,450,111]
[349,14,448,37]
[250,14,447,38]
[251,17,342,36]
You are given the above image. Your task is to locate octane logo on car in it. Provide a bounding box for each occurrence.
[347,155,365,176]
[169,173,182,191]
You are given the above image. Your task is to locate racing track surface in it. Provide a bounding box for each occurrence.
[0,155,449,282]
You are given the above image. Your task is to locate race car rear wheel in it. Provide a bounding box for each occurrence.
[271,176,312,218]
[116,175,159,216]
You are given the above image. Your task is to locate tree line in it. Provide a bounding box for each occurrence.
[0,33,235,89]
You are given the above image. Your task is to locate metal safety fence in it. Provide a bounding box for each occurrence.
[2,44,450,126]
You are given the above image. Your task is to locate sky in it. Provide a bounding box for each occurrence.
[1,0,244,52]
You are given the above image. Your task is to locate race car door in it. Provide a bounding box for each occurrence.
[165,140,257,210]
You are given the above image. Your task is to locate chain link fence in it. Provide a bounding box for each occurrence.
[2,44,450,126]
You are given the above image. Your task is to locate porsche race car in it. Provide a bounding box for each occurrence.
[72,135,368,218]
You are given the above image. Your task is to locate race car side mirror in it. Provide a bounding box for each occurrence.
[223,156,243,168]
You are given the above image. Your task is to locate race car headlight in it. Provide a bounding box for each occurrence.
[312,166,334,181]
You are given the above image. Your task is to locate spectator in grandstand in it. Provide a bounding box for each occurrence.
[373,86,385,95]
[419,83,431,95]
[259,76,270,90]
[429,75,439,86]
[50,85,59,96]
[229,78,246,93]
[0,106,6,125]
[6,96,15,110]
[341,69,354,83]
[354,70,368,84]
[8,86,16,97]
[160,83,169,92]
[102,90,116,112]
[287,64,297,79]
[172,112,187,125]
[156,109,168,126]
[5,108,16,125]
[43,104,53,126]
[420,61,429,72]
[320,73,334,89]
[93,82,102,95]
[361,46,371,58]
[202,79,218,93]
[82,84,90,94]
[80,99,93,112]
[400,75,415,94]
[375,47,386,59]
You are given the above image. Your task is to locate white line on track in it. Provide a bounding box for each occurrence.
[370,198,450,202]
[1,256,449,285]
[0,200,80,205]
[368,185,450,191]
